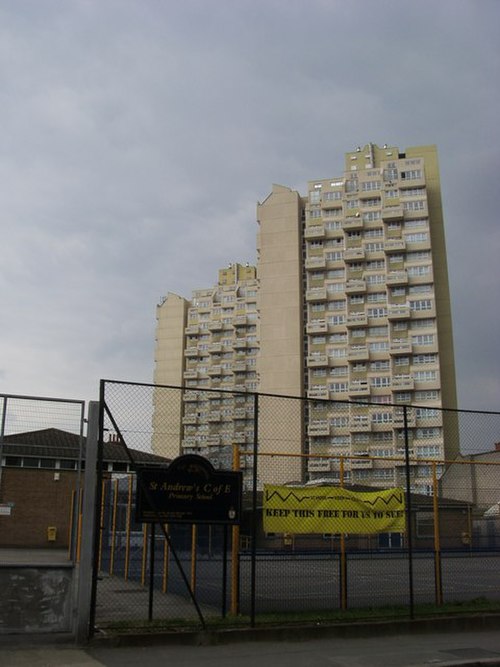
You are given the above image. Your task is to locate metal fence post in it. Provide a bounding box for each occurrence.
[75,400,99,644]
[250,391,259,627]
[403,405,414,619]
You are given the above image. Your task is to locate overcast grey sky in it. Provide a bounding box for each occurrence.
[0,0,499,417]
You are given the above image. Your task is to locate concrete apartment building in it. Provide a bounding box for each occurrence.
[153,143,458,494]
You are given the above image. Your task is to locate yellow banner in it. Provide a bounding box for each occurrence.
[263,485,406,535]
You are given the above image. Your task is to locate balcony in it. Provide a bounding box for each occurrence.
[384,239,406,253]
[345,279,366,294]
[304,225,325,239]
[183,369,198,380]
[185,325,199,335]
[307,386,329,399]
[348,346,369,361]
[393,410,416,428]
[182,414,198,425]
[208,320,223,331]
[233,432,248,444]
[207,365,222,376]
[233,361,246,372]
[386,271,408,286]
[343,216,363,231]
[207,411,221,422]
[306,287,327,301]
[307,458,332,473]
[206,435,222,447]
[349,381,370,397]
[392,375,415,391]
[233,339,247,349]
[344,247,365,261]
[208,343,222,353]
[351,416,371,431]
[233,315,247,327]
[387,305,410,320]
[184,347,198,357]
[389,340,412,355]
[307,354,328,367]
[183,390,199,402]
[308,420,330,436]
[306,319,328,334]
[305,256,327,270]
[382,205,404,222]
[346,312,368,327]
[350,457,373,469]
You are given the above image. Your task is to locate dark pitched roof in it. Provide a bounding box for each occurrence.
[2,428,169,466]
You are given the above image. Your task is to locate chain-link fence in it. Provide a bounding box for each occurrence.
[94,380,500,630]
[0,393,85,554]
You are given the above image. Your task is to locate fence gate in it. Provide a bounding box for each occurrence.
[91,381,240,633]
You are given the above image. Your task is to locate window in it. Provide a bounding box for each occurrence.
[411,318,435,329]
[366,274,385,285]
[327,315,345,326]
[370,360,390,370]
[330,416,349,426]
[405,232,428,243]
[404,218,428,229]
[385,189,399,198]
[327,268,345,279]
[329,333,347,343]
[365,242,384,252]
[415,407,439,419]
[346,199,360,209]
[361,180,381,191]
[309,239,324,248]
[410,299,432,311]
[323,191,342,200]
[401,169,422,180]
[416,427,440,439]
[330,382,348,393]
[366,260,385,270]
[372,412,392,423]
[408,284,432,294]
[394,356,410,366]
[312,336,326,344]
[371,377,391,387]
[330,366,348,376]
[407,250,430,262]
[407,265,431,277]
[391,287,406,297]
[400,187,425,197]
[324,208,342,218]
[369,341,389,351]
[309,190,321,204]
[326,251,343,261]
[309,209,321,219]
[414,370,437,382]
[364,228,383,238]
[311,303,325,312]
[328,300,346,311]
[329,348,347,358]
[367,292,386,303]
[414,390,439,401]
[363,210,381,222]
[349,295,364,304]
[413,354,437,364]
[403,200,425,211]
[362,198,381,207]
[367,308,387,318]
[327,282,345,292]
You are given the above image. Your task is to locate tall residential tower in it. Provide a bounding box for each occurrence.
[153,144,458,494]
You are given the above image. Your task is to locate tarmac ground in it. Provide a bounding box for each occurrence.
[1,620,500,667]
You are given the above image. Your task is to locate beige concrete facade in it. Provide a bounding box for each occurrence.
[153,144,458,494]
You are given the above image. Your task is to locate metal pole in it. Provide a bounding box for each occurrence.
[0,396,8,493]
[250,392,259,628]
[222,525,228,618]
[231,443,240,615]
[339,456,347,610]
[76,400,100,644]
[148,523,155,622]
[403,405,414,619]
[432,463,443,605]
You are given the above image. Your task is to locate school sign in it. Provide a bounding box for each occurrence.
[263,485,406,535]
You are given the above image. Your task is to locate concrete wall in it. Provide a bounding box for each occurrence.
[0,564,74,634]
